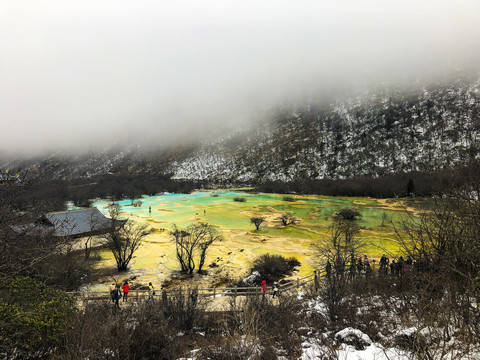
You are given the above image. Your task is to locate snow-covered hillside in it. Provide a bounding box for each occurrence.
[2,74,479,182]
[170,75,480,182]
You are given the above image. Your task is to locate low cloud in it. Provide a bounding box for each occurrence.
[1,0,479,154]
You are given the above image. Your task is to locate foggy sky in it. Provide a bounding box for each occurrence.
[1,0,480,155]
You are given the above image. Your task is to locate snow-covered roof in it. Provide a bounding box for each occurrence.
[43,208,122,237]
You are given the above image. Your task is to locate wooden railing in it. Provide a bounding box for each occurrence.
[68,269,327,305]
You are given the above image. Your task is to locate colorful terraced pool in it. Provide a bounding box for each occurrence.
[89,190,416,289]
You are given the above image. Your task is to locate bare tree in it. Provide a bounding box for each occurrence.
[197,226,221,273]
[388,163,480,349]
[83,214,96,260]
[250,217,265,231]
[171,223,221,275]
[0,174,61,281]
[317,209,363,322]
[320,209,363,265]
[172,224,193,273]
[102,205,151,271]
[394,190,480,281]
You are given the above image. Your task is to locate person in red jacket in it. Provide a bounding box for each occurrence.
[261,280,267,298]
[122,281,130,302]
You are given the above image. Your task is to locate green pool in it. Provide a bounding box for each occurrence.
[93,191,407,230]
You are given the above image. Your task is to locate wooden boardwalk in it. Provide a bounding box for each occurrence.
[68,270,325,310]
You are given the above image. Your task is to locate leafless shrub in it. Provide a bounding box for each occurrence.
[163,287,206,332]
[226,292,303,358]
[61,290,213,359]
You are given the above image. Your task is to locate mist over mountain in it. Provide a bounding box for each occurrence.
[2,1,480,156]
[2,2,480,182]
[2,73,479,183]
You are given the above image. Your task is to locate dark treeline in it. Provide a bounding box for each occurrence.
[253,168,462,198]
[14,175,207,212]
[11,161,479,215]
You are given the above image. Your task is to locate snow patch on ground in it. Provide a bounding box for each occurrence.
[300,339,410,360]
[335,327,372,350]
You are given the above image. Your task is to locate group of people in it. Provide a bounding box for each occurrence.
[260,280,279,298]
[325,254,414,279]
[109,281,168,307]
[108,255,417,309]
[110,281,130,308]
[325,255,373,279]
[385,255,413,276]
[146,282,170,303]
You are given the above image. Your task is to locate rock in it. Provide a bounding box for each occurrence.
[335,327,372,350]
[418,326,442,344]
[394,327,427,352]
[242,270,261,285]
[394,327,417,348]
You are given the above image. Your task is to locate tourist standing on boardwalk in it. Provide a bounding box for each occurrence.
[349,255,357,280]
[191,288,198,307]
[113,285,122,308]
[405,257,413,272]
[379,255,389,275]
[363,255,370,271]
[261,280,267,297]
[110,283,116,303]
[148,282,155,303]
[162,286,168,303]
[390,260,397,276]
[122,281,130,302]
[398,256,405,273]
[272,282,279,298]
[357,257,364,275]
[314,270,320,291]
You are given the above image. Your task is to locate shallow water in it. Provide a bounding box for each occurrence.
[90,190,412,289]
[94,191,403,230]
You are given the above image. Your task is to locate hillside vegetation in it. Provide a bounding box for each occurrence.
[171,75,480,182]
[2,74,479,185]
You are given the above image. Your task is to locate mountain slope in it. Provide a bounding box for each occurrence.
[169,76,480,181]
[3,75,479,182]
